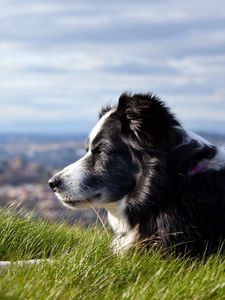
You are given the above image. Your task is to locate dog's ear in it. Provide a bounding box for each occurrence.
[169,130,217,175]
[117,93,179,150]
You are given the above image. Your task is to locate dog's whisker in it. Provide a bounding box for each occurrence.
[91,206,110,239]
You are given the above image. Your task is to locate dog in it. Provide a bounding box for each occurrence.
[49,93,225,256]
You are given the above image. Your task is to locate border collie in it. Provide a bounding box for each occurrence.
[49,93,225,256]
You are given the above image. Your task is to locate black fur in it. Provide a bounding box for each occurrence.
[104,93,225,256]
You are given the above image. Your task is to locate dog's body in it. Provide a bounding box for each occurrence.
[49,93,225,256]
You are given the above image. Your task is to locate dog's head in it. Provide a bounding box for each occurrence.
[49,93,216,209]
[49,106,136,209]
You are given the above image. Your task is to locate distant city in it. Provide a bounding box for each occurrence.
[0,133,102,225]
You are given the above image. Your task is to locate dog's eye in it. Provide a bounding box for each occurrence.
[91,146,102,155]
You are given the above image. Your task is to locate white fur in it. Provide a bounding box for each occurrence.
[89,109,115,144]
[104,198,139,253]
[111,227,139,253]
[59,151,90,190]
[105,198,130,234]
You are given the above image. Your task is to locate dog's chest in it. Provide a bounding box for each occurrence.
[107,210,130,235]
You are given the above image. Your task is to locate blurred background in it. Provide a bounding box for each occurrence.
[0,0,224,224]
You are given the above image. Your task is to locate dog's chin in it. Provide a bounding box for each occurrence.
[55,192,102,210]
[63,199,94,210]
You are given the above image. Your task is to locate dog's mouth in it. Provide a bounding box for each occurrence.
[58,193,102,207]
[63,198,91,205]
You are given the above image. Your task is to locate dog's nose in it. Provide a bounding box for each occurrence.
[48,176,60,191]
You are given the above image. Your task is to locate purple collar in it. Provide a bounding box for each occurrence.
[188,160,209,175]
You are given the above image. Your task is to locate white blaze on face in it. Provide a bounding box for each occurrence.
[55,108,115,202]
[88,109,115,145]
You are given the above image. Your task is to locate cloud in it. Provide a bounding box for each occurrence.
[0,0,224,134]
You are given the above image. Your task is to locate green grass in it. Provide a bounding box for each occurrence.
[0,208,225,300]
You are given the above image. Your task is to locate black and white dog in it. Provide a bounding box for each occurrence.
[49,93,225,256]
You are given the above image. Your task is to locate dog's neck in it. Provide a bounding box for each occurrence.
[104,198,139,253]
[104,198,130,235]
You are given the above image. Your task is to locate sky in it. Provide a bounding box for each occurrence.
[0,0,225,135]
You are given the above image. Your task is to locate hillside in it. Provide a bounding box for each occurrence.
[0,208,225,300]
